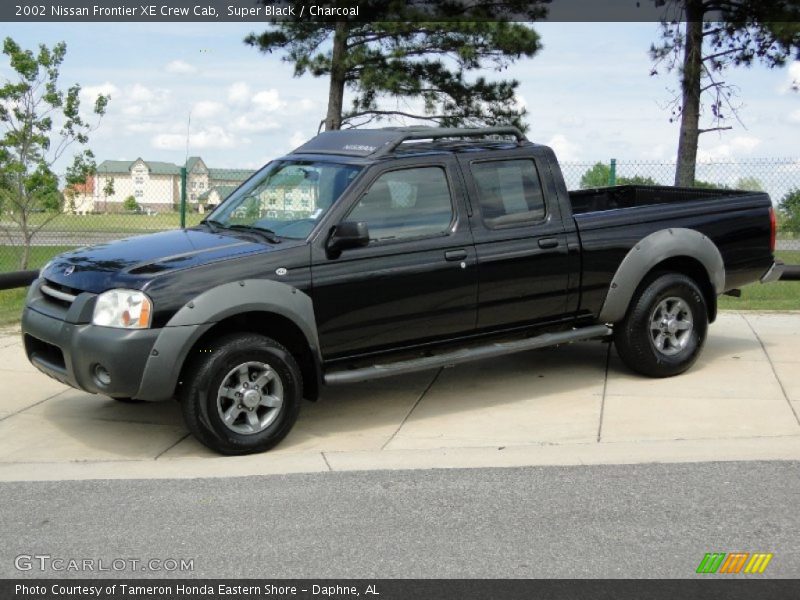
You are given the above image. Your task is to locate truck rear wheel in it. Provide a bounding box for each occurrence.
[179,333,302,455]
[614,272,708,378]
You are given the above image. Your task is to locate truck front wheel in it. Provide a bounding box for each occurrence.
[179,333,302,455]
[614,272,708,378]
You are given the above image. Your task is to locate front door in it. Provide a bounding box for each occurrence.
[311,158,477,359]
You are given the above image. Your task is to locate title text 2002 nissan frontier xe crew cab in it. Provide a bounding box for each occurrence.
[21,127,784,454]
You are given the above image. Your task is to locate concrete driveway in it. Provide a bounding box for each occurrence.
[0,311,798,481]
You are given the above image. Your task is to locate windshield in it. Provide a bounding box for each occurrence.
[206,160,362,239]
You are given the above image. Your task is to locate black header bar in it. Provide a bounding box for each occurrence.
[4,0,799,23]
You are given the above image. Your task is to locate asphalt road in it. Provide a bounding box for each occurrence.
[0,461,797,579]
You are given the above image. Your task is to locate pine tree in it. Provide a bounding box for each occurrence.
[245,2,546,131]
[650,0,800,186]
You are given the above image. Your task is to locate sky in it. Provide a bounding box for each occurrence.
[2,22,799,181]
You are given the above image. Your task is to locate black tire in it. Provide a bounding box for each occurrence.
[179,333,302,455]
[614,272,708,378]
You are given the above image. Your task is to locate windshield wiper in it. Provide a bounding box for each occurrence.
[199,218,225,233]
[225,224,282,244]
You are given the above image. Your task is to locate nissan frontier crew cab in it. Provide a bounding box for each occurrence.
[21,127,784,454]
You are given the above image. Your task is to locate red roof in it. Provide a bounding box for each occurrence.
[68,175,94,195]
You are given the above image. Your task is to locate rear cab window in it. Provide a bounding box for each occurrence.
[470,159,547,229]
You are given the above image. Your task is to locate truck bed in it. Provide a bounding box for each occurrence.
[568,184,752,215]
[566,184,774,321]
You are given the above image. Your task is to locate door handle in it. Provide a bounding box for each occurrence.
[538,238,559,249]
[445,249,468,261]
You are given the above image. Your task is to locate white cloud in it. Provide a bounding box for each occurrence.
[120,84,172,118]
[124,121,165,134]
[223,87,289,133]
[547,134,580,161]
[192,100,224,120]
[783,61,800,93]
[289,131,306,148]
[251,89,284,112]
[642,144,667,160]
[231,115,280,133]
[165,60,197,75]
[297,98,316,111]
[730,135,761,152]
[558,115,585,128]
[227,82,251,105]
[789,108,800,124]
[698,135,762,161]
[80,82,120,104]
[152,125,240,151]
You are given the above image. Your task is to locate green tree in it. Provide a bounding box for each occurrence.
[245,3,545,131]
[102,176,115,213]
[734,176,764,191]
[579,163,611,188]
[779,187,800,233]
[650,1,800,186]
[620,174,659,186]
[122,195,138,212]
[692,179,728,189]
[26,166,61,212]
[0,37,108,268]
[579,162,658,188]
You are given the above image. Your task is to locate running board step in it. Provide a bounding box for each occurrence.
[323,324,613,385]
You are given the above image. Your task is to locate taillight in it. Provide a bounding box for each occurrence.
[769,206,777,254]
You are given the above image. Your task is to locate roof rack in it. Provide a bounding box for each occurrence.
[290,126,528,158]
[373,126,528,157]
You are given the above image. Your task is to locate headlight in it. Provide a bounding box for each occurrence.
[92,289,152,329]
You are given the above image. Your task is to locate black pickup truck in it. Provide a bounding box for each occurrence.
[21,127,783,454]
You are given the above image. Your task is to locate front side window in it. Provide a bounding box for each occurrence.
[471,159,546,229]
[349,167,453,242]
[208,160,362,239]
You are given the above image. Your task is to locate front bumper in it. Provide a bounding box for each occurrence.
[22,304,160,399]
[21,279,210,401]
[760,260,785,283]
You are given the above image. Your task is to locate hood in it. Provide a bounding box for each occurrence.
[40,228,286,293]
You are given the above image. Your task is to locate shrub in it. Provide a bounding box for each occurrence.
[123,195,139,212]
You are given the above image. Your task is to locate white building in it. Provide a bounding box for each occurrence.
[73,157,253,213]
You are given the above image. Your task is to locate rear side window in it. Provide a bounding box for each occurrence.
[471,159,546,229]
[349,167,453,242]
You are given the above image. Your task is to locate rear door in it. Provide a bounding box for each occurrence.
[310,156,477,359]
[458,150,571,331]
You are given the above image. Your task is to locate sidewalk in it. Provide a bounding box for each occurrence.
[0,311,798,481]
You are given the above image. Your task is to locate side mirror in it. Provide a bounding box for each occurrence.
[327,221,370,255]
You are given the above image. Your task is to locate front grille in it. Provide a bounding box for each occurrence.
[40,279,79,308]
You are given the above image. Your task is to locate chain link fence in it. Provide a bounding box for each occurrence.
[1,157,799,273]
[561,158,800,252]
[0,160,255,272]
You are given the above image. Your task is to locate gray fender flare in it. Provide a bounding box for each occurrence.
[136,279,320,401]
[598,228,725,324]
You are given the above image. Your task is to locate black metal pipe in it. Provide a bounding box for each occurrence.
[780,265,800,281]
[0,270,39,290]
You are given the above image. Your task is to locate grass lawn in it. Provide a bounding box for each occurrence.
[0,247,798,328]
[0,211,205,232]
[0,246,74,326]
[718,250,800,311]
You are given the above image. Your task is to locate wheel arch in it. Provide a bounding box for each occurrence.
[598,228,724,325]
[136,279,322,401]
[180,310,321,402]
